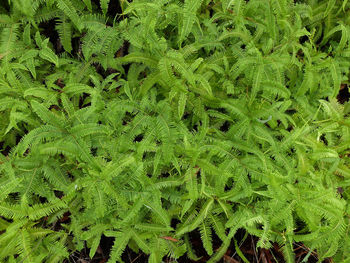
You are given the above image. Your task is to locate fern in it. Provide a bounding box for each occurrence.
[55,0,82,31]
[100,0,110,17]
[179,0,204,45]
[0,23,19,62]
[199,220,213,255]
[56,17,72,53]
[105,230,132,263]
[1,0,350,262]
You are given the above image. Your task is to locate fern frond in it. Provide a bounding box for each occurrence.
[199,220,213,255]
[100,0,110,17]
[105,231,132,263]
[179,0,204,44]
[56,0,82,31]
[0,24,19,61]
[30,100,64,127]
[56,17,72,53]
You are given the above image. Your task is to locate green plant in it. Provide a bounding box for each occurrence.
[0,0,350,262]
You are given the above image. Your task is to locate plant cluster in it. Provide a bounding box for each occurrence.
[0,0,350,262]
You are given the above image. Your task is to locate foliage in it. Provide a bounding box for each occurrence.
[0,0,350,262]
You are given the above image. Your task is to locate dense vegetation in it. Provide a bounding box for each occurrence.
[0,0,350,262]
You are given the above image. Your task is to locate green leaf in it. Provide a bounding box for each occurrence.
[56,0,82,31]
[23,24,31,45]
[39,47,59,66]
[100,0,110,17]
[30,100,63,126]
[178,93,187,119]
[200,221,213,255]
[119,52,159,68]
[56,19,72,53]
[105,231,132,263]
[179,0,203,44]
[82,0,92,12]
